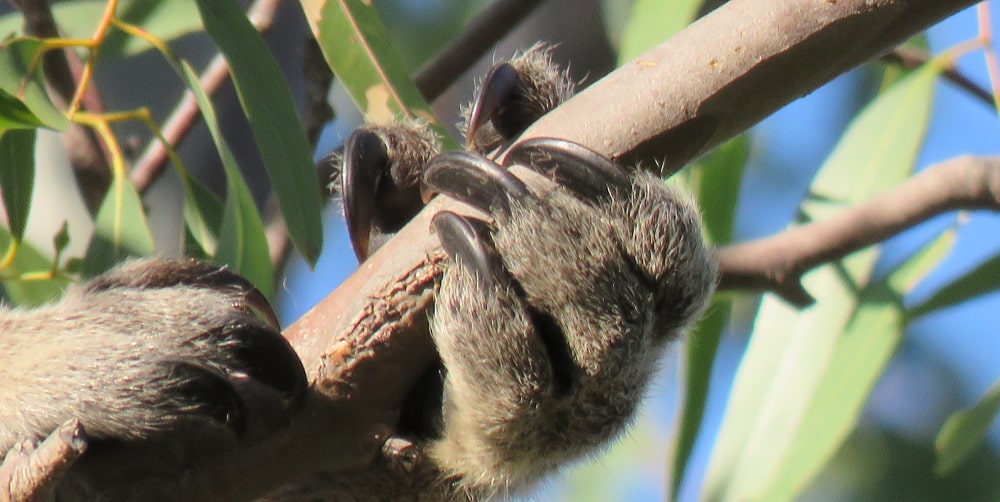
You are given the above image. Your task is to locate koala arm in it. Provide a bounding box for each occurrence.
[0,259,307,500]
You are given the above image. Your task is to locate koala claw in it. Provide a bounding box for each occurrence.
[431,211,504,288]
[337,121,442,261]
[505,137,632,199]
[464,43,574,154]
[464,62,522,151]
[422,151,529,215]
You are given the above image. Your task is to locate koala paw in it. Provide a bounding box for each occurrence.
[0,258,307,456]
[422,139,717,497]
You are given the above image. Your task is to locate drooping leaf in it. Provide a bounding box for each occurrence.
[175,59,272,297]
[935,379,1000,475]
[196,0,323,265]
[667,136,748,499]
[0,128,36,241]
[764,228,953,500]
[0,89,46,130]
[702,61,940,501]
[180,173,223,257]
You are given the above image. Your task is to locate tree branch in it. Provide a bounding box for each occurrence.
[716,155,1000,306]
[0,420,87,502]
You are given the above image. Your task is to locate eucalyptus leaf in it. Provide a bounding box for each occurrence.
[0,128,35,241]
[196,0,323,265]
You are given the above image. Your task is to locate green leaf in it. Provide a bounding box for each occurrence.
[666,136,747,500]
[618,0,701,64]
[0,38,68,130]
[0,228,68,306]
[765,229,953,499]
[935,379,1000,475]
[52,221,70,255]
[82,174,155,276]
[702,61,939,501]
[180,174,223,257]
[106,0,203,57]
[0,89,46,129]
[196,0,323,265]
[687,136,748,245]
[804,62,940,220]
[0,128,35,240]
[908,252,1000,319]
[176,59,273,297]
[301,0,455,147]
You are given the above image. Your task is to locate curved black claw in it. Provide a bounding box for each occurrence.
[423,152,529,215]
[170,361,247,436]
[432,211,507,288]
[465,45,573,155]
[466,62,522,153]
[505,138,631,203]
[218,320,308,410]
[82,259,280,329]
[342,128,428,261]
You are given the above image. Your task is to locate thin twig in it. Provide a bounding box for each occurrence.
[0,420,87,501]
[129,0,281,193]
[883,47,995,108]
[413,0,546,100]
[716,155,1000,306]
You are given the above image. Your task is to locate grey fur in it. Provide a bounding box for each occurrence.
[0,259,305,457]
[428,172,716,499]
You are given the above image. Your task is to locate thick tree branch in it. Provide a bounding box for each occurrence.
[717,155,1000,306]
[40,0,981,499]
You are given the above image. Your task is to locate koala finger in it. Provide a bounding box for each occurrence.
[428,217,563,495]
